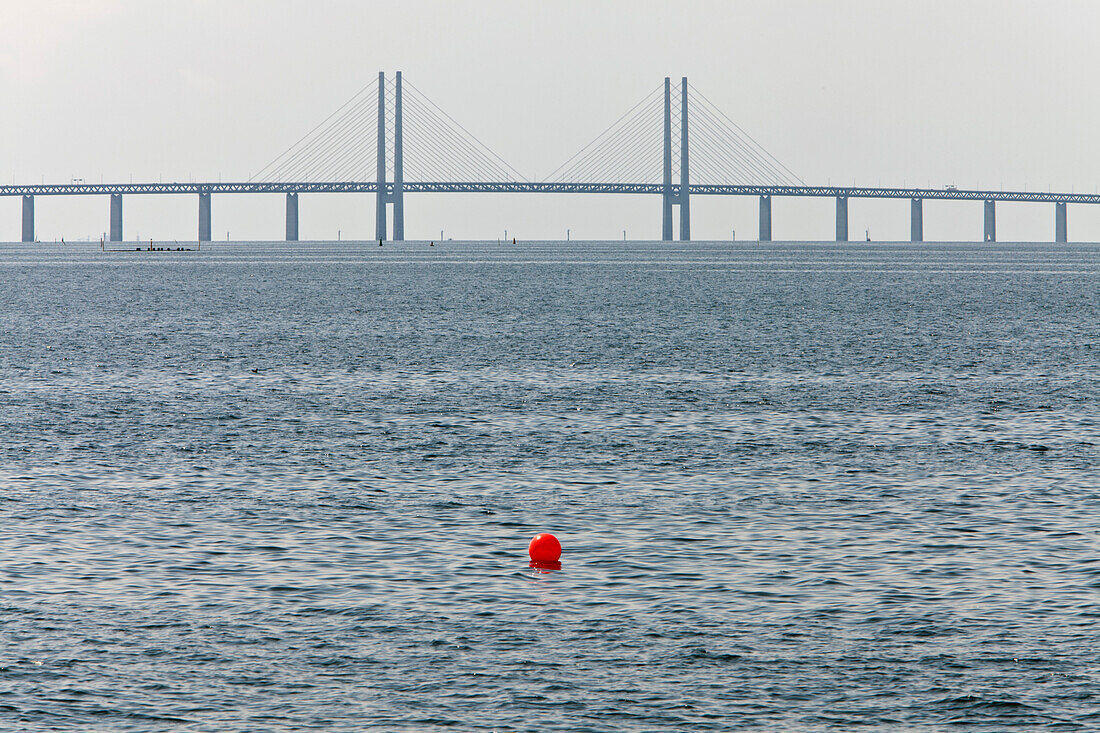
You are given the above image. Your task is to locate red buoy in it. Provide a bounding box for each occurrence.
[528,533,562,563]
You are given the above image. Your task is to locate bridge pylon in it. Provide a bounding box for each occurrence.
[393,71,404,241]
[679,77,690,241]
[376,72,387,242]
[662,78,673,241]
[661,77,691,241]
[374,71,405,242]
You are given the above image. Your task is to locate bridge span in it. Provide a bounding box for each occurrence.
[2,73,1081,244]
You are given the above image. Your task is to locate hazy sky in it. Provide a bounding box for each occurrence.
[2,0,1099,241]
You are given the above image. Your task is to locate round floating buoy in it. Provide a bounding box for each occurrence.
[528,533,562,563]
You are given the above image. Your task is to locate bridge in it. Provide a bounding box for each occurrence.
[2,72,1081,244]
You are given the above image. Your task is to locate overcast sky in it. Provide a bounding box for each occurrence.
[2,0,1099,242]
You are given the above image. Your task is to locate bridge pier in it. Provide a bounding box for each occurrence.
[286,193,298,241]
[1055,202,1067,243]
[983,199,996,242]
[110,194,122,242]
[911,198,923,242]
[835,196,848,242]
[21,195,34,242]
[198,192,211,242]
[759,195,772,242]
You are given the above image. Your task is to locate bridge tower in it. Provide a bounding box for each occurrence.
[375,72,387,242]
[662,78,674,241]
[374,71,405,242]
[679,77,690,241]
[661,77,691,241]
[393,71,404,241]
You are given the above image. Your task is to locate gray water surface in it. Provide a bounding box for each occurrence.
[1,240,1099,731]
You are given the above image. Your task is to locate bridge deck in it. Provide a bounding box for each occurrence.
[1,181,1098,204]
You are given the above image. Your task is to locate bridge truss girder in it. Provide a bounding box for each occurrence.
[3,181,1099,205]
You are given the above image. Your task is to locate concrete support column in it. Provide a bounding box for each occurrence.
[1055,202,1067,243]
[110,194,123,242]
[393,71,404,241]
[661,77,673,241]
[198,192,211,242]
[759,195,772,242]
[983,199,996,242]
[910,198,923,243]
[375,71,387,243]
[286,193,299,242]
[678,77,690,241]
[835,196,848,242]
[21,195,34,243]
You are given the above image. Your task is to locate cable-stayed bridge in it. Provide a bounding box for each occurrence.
[2,72,1086,243]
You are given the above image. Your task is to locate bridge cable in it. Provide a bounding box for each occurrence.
[547,89,664,183]
[543,84,663,182]
[276,98,378,181]
[265,96,377,181]
[402,79,527,182]
[549,92,665,184]
[687,107,779,184]
[252,79,379,182]
[400,91,509,181]
[688,83,804,185]
[401,91,510,181]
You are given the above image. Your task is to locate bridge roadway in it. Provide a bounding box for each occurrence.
[1,180,1082,243]
[1,181,1098,204]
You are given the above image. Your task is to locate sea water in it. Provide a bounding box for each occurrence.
[0,240,1098,731]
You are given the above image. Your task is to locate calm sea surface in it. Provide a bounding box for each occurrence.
[0,240,1098,732]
